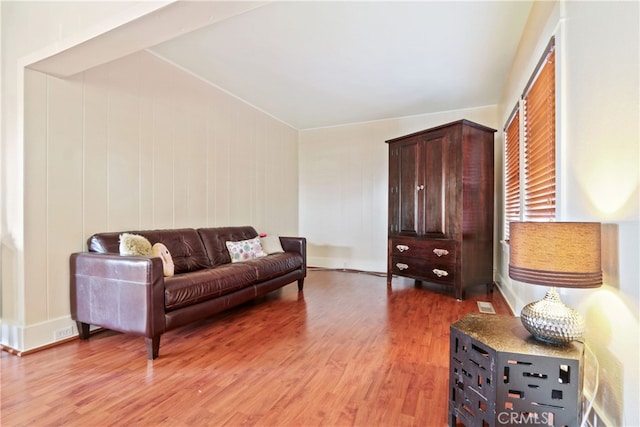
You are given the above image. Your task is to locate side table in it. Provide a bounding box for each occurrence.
[449,313,584,427]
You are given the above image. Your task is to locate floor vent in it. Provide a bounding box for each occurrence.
[477,301,496,314]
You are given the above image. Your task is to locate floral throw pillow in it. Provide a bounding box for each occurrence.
[225,237,267,263]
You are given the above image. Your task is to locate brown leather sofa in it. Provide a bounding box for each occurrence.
[70,226,306,359]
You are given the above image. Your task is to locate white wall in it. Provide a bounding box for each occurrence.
[1,0,168,351]
[0,1,298,351]
[301,1,640,423]
[496,1,639,425]
[299,106,498,271]
[2,1,166,245]
[3,1,638,423]
[1,2,299,352]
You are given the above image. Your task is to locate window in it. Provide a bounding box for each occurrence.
[504,37,556,240]
[504,107,520,241]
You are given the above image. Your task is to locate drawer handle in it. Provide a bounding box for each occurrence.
[396,263,409,271]
[396,244,409,253]
[416,185,425,191]
[433,248,449,257]
[432,268,449,277]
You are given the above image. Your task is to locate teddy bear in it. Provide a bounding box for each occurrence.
[152,242,174,277]
[118,233,174,277]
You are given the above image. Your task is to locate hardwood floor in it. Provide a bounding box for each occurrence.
[2,269,511,426]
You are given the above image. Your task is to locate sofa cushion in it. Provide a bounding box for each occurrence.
[88,228,210,274]
[164,263,258,311]
[198,226,259,267]
[243,252,303,281]
[163,252,304,311]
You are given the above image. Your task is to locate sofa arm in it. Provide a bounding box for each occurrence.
[70,252,165,342]
[279,236,307,272]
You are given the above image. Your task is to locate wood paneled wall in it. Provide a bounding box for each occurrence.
[18,51,299,351]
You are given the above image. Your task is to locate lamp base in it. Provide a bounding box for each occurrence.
[520,287,584,345]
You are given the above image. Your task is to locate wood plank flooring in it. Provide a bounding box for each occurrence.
[2,269,511,426]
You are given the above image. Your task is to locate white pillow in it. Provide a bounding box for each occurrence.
[226,237,267,263]
[119,233,153,256]
[260,235,284,254]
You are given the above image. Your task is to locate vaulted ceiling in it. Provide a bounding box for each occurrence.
[149,1,533,129]
[29,1,533,130]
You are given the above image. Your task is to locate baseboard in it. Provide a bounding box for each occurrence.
[494,273,518,316]
[1,323,105,357]
[307,257,385,273]
[1,316,78,354]
[1,335,78,356]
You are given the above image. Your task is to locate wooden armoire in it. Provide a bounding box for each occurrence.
[386,120,496,300]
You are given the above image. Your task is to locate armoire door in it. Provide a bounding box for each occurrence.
[388,136,423,236]
[422,133,449,238]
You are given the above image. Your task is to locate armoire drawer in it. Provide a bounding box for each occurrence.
[390,255,456,285]
[390,238,457,262]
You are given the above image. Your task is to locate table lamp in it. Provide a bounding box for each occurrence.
[509,222,602,345]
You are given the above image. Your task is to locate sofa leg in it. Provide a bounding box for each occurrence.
[297,278,304,291]
[146,336,161,360]
[76,321,91,340]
